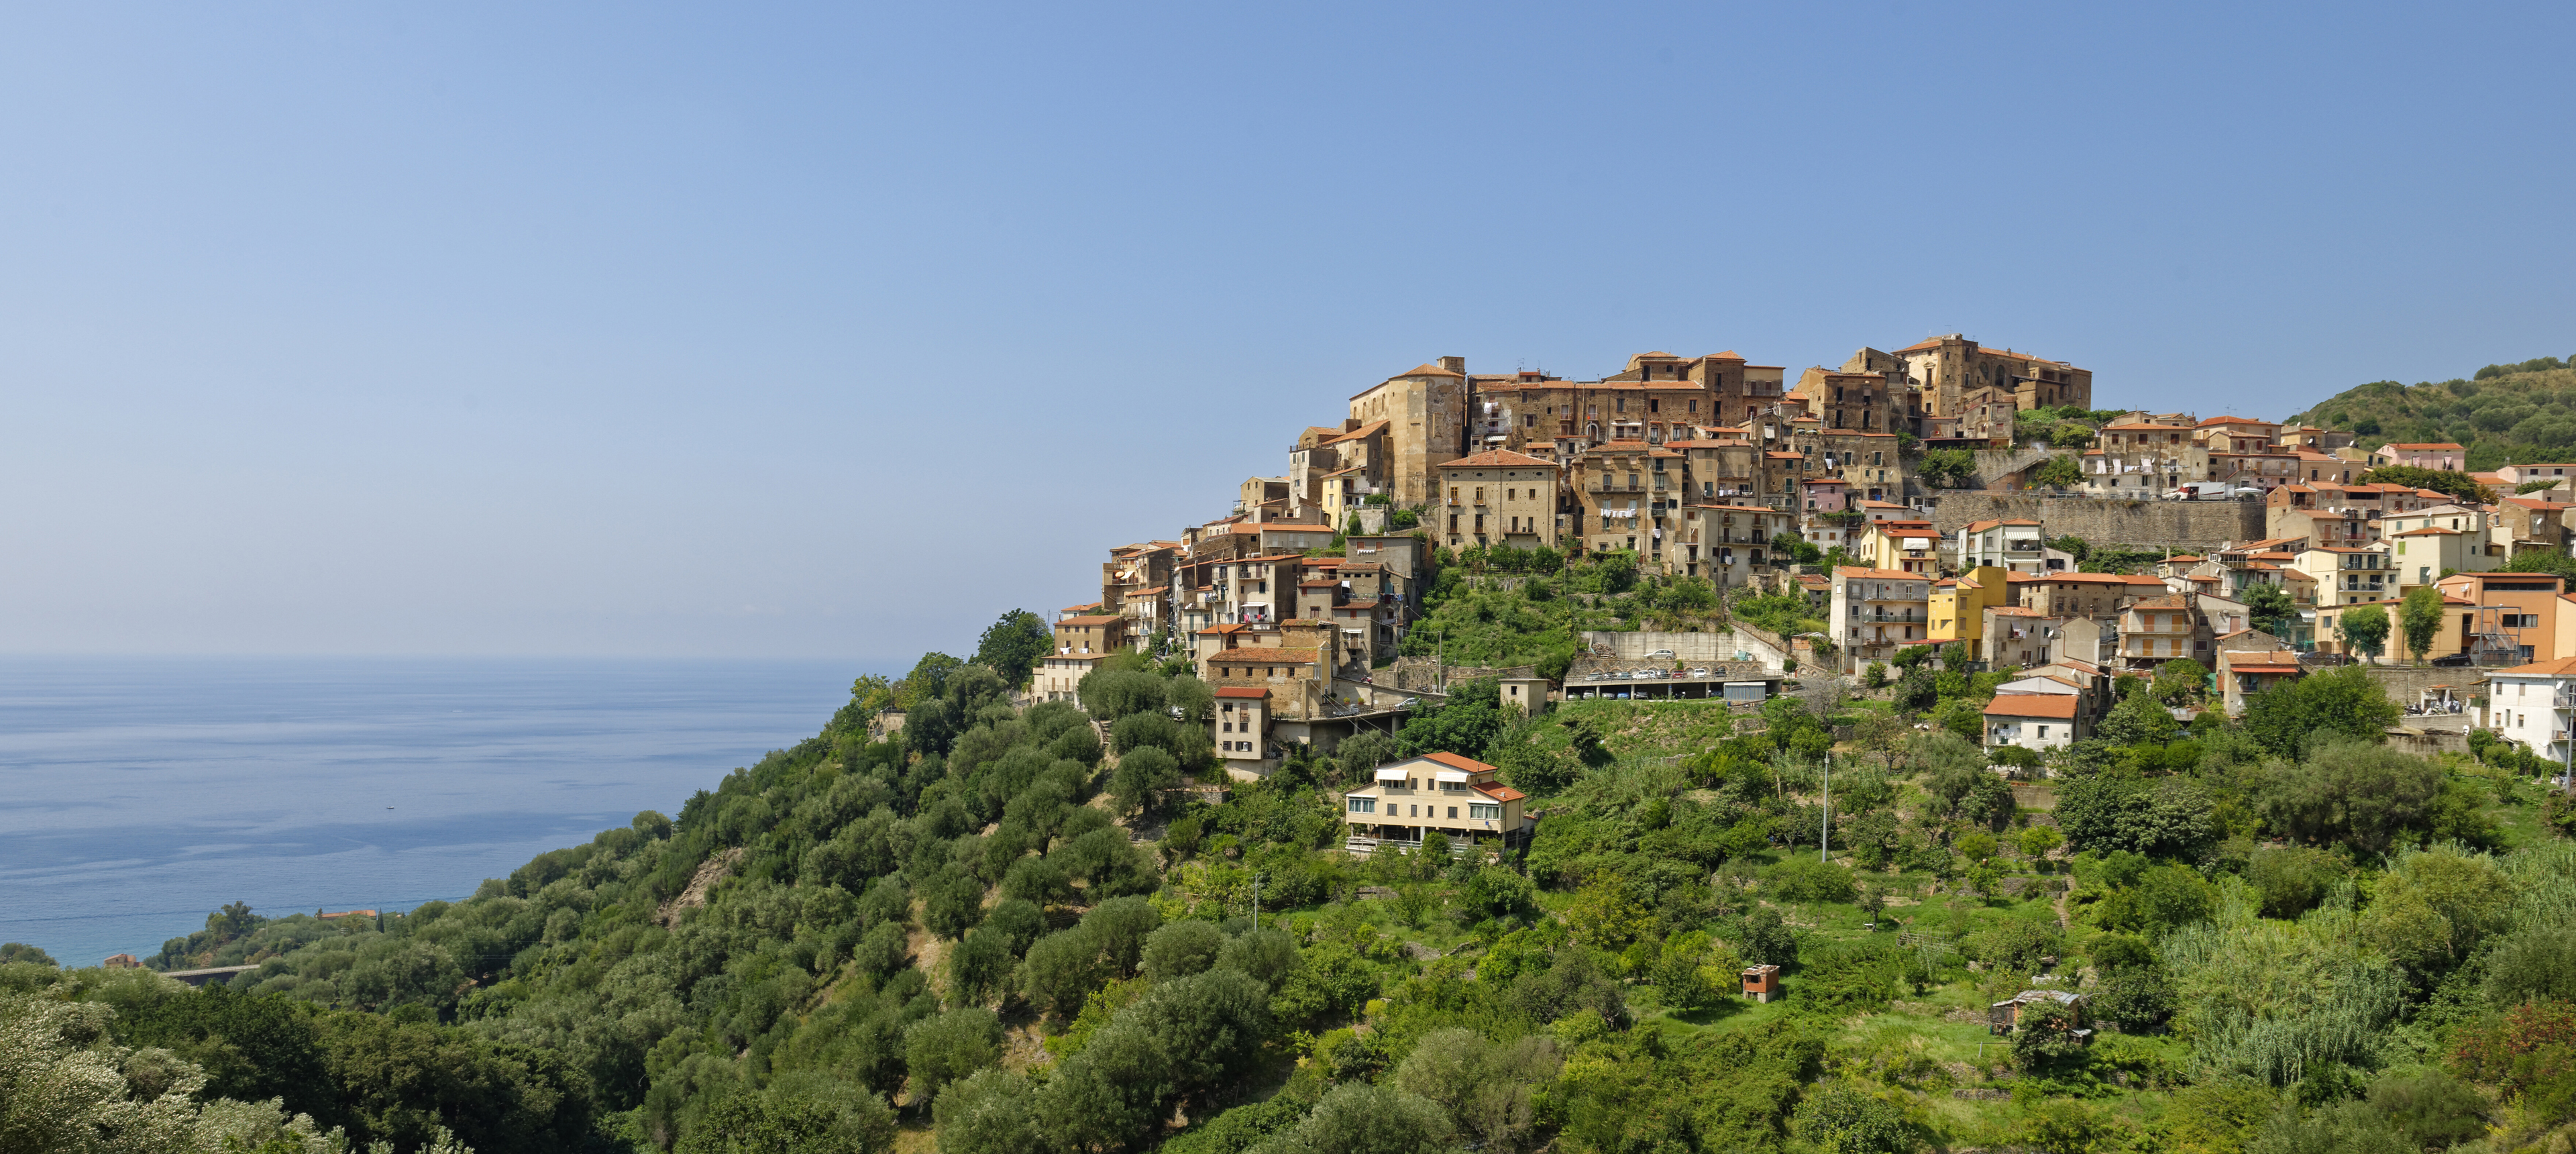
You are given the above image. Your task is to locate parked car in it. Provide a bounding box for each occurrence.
[1646,649,1676,658]
[1689,667,1709,678]
[2431,653,2474,667]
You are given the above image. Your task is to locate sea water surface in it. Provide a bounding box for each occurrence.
[0,656,858,967]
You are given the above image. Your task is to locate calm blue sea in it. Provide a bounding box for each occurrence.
[0,656,860,967]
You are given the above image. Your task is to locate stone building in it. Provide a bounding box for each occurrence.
[1792,366,1913,435]
[1895,334,2094,418]
[1467,352,1790,460]
[1289,420,1389,523]
[1572,441,1686,565]
[1349,359,1472,506]
[2195,417,2284,454]
[1053,613,1129,655]
[1434,449,1564,549]
[1679,504,1790,586]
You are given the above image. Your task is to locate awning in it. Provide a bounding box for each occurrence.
[1374,768,1409,782]
[1903,538,1931,549]
[1433,769,1472,783]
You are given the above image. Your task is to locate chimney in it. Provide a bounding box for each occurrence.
[1439,356,1466,374]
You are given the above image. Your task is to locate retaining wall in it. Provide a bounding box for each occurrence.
[1387,659,1533,692]
[1580,630,1766,664]
[1919,492,2265,550]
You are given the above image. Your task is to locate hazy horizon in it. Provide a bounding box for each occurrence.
[4,2,2569,662]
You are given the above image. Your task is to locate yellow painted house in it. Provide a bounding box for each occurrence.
[1864,517,1940,575]
[1931,566,2012,650]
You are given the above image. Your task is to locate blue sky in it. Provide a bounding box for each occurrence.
[2,2,2569,663]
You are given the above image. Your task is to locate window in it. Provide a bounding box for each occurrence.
[1446,806,1458,819]
[1470,802,1501,821]
[1348,797,1375,814]
[1408,804,1418,817]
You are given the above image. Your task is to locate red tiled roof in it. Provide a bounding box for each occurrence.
[1421,751,1499,774]
[1395,362,1464,378]
[1833,566,1923,580]
[1442,448,1559,468]
[1208,648,1318,666]
[1984,694,2079,719]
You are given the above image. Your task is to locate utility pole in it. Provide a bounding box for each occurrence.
[1252,874,1264,933]
[1820,749,1831,863]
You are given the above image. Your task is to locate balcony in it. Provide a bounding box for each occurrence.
[1847,609,1925,623]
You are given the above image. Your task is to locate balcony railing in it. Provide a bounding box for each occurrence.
[1847,609,1925,623]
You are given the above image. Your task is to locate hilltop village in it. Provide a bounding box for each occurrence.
[1061,335,2576,797]
[37,341,2576,1154]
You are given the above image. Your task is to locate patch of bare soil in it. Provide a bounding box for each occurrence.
[655,847,743,928]
[1000,1020,1051,1073]
[910,900,949,1000]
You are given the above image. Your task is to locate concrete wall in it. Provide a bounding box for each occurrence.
[2359,664,2485,733]
[1580,630,1769,664]
[1387,659,1534,692]
[1919,492,2265,550]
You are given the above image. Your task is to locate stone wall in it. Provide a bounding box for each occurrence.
[1967,448,2055,490]
[1918,492,2265,550]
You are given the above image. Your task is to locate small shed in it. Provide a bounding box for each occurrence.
[1500,676,1550,717]
[1988,989,2088,1037]
[1741,963,1782,1003]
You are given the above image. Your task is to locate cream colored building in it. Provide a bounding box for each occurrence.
[1214,686,1272,778]
[2290,545,2393,607]
[1034,652,1109,702]
[1435,450,1562,549]
[2383,505,2502,588]
[1340,751,1532,851]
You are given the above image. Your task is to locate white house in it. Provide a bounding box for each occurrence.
[2487,658,2576,766]
[1984,692,2082,753]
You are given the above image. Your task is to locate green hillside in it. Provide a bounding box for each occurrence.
[2287,354,2576,470]
[11,574,2576,1153]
